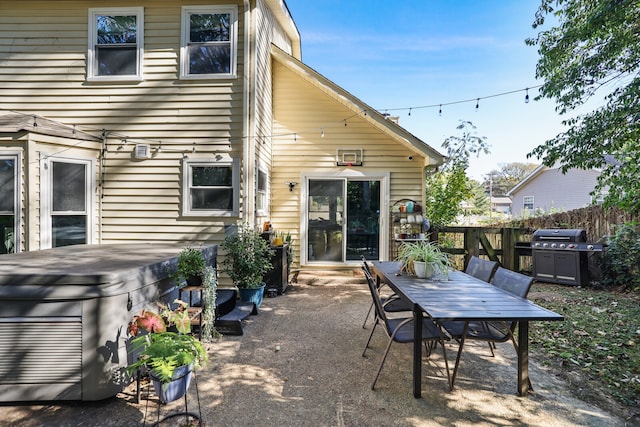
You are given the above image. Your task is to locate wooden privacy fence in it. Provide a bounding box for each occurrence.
[513,205,638,242]
[430,226,533,273]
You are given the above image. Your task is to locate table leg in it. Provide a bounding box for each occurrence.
[413,304,422,398]
[517,321,529,396]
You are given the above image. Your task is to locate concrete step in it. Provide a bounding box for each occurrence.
[293,269,366,286]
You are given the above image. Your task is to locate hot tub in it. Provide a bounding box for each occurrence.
[0,243,216,402]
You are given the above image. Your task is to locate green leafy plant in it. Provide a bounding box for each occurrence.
[127,331,207,384]
[602,222,640,291]
[127,303,208,385]
[396,240,450,278]
[169,247,207,286]
[220,224,274,289]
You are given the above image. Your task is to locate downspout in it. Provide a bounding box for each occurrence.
[242,0,254,226]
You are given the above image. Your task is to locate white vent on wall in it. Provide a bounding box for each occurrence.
[134,144,151,159]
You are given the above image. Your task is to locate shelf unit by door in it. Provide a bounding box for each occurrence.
[389,199,426,260]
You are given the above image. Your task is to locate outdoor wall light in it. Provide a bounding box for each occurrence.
[286,182,297,192]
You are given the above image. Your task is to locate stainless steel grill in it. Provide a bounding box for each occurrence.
[531,229,604,286]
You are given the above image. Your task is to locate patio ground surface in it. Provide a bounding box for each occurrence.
[0,270,629,426]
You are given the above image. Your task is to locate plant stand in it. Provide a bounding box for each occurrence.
[137,368,203,426]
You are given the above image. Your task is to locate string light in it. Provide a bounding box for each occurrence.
[2,83,539,157]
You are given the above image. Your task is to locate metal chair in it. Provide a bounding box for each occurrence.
[442,267,534,389]
[361,257,410,329]
[465,256,498,282]
[361,267,451,391]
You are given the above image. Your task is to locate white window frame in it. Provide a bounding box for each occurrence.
[523,196,534,211]
[40,156,96,249]
[180,5,238,79]
[88,7,144,81]
[256,165,268,216]
[0,151,22,253]
[182,157,240,217]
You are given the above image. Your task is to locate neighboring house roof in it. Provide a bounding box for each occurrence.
[0,113,102,142]
[271,45,445,166]
[506,164,546,197]
[491,196,512,205]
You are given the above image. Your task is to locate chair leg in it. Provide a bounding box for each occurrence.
[371,332,401,390]
[362,301,374,328]
[438,338,452,391]
[450,322,469,390]
[362,321,379,357]
[487,342,495,357]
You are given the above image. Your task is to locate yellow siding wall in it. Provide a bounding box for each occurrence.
[0,1,248,246]
[271,62,426,265]
[252,0,293,222]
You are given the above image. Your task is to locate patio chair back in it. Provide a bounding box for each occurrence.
[491,267,534,298]
[465,256,498,283]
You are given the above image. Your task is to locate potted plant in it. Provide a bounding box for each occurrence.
[396,240,450,279]
[127,306,208,403]
[170,246,207,286]
[220,224,274,307]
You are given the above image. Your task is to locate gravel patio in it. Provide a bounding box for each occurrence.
[0,270,627,426]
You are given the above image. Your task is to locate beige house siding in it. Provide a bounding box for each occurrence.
[271,60,429,266]
[0,132,101,251]
[251,0,295,223]
[1,1,442,273]
[0,1,249,246]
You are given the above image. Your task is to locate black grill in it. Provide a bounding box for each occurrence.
[531,229,604,286]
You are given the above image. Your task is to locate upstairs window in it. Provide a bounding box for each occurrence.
[523,196,534,211]
[182,158,240,216]
[181,6,238,79]
[88,8,144,81]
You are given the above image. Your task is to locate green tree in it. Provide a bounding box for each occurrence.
[526,0,640,213]
[468,180,490,215]
[424,121,490,226]
[482,162,539,196]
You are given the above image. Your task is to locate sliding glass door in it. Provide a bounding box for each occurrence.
[306,178,381,263]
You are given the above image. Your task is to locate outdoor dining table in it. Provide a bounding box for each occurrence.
[371,261,564,398]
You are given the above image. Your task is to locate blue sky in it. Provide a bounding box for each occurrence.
[285,1,568,181]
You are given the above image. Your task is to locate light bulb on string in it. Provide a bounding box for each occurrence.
[475,98,480,111]
[438,105,442,116]
[408,108,412,116]
[525,88,530,103]
[321,128,325,138]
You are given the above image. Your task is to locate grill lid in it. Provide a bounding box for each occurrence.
[532,228,587,242]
